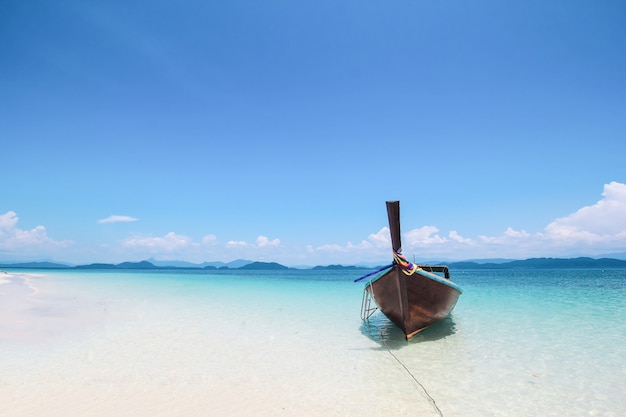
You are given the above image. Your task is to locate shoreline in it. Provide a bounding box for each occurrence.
[0,272,106,344]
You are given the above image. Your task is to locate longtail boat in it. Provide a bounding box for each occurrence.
[357,201,462,339]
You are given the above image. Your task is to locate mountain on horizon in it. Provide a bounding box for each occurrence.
[461,258,517,264]
[145,258,253,269]
[598,251,626,261]
[447,256,626,269]
[3,256,626,270]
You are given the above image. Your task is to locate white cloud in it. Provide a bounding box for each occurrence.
[318,181,626,262]
[226,236,280,249]
[202,234,217,245]
[478,227,531,244]
[368,227,391,248]
[504,227,531,238]
[0,211,73,262]
[304,229,392,264]
[98,215,138,224]
[256,235,280,247]
[545,181,626,240]
[448,230,473,244]
[0,211,18,229]
[122,232,195,252]
[226,240,249,248]
[315,243,347,253]
[0,211,72,251]
[312,228,390,255]
[404,226,448,246]
[6,182,625,265]
[534,181,626,255]
[348,240,374,250]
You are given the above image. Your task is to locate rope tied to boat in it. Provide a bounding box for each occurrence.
[393,249,421,276]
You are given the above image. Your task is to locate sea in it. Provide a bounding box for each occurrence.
[1,268,624,417]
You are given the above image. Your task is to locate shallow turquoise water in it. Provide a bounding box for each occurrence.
[1,268,624,416]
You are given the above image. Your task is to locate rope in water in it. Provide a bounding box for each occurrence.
[377,323,444,417]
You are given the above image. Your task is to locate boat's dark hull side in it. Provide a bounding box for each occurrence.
[368,266,461,338]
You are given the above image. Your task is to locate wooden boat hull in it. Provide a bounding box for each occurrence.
[357,201,462,339]
[367,266,462,338]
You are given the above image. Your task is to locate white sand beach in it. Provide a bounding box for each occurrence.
[0,271,442,417]
[0,272,105,344]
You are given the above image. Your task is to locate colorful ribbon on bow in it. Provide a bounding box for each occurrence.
[393,249,420,275]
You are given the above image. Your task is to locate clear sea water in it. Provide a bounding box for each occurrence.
[1,268,624,416]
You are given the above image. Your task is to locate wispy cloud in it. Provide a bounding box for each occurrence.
[226,235,281,249]
[106,232,217,262]
[98,215,138,224]
[122,232,195,252]
[202,234,217,245]
[306,229,390,263]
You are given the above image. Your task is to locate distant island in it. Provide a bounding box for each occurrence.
[447,257,626,269]
[2,257,626,270]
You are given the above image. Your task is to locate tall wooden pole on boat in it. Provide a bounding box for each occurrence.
[386,201,410,335]
[386,201,402,252]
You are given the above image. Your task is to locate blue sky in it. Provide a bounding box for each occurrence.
[2,0,625,266]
